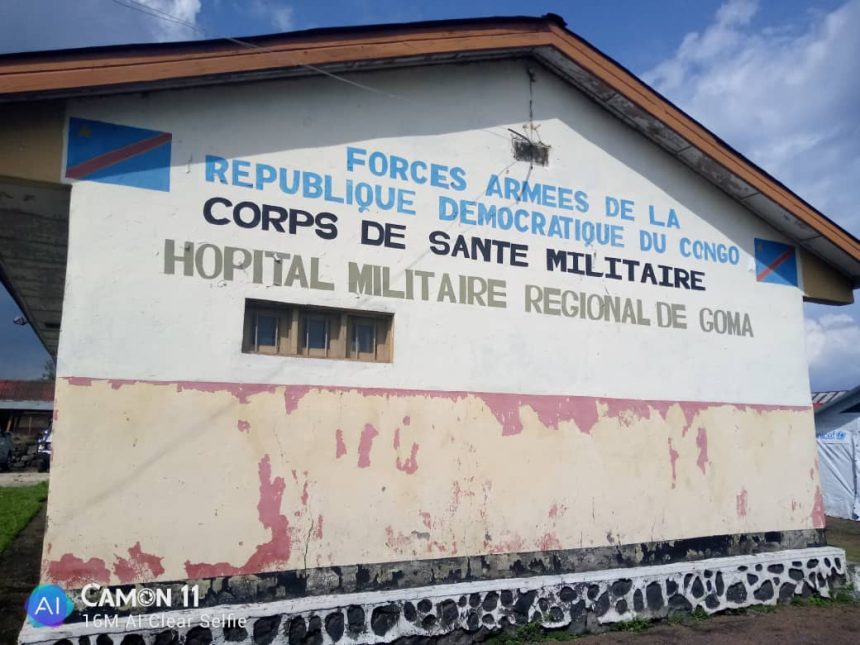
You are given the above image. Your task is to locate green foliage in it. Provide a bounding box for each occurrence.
[485,622,572,644]
[788,586,858,608]
[613,617,652,632]
[831,584,856,604]
[41,358,56,381]
[0,482,48,554]
[690,607,710,621]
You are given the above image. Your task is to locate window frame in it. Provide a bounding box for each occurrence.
[242,300,392,363]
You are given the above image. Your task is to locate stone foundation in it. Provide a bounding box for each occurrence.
[20,546,846,645]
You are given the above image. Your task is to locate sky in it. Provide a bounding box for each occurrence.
[0,0,858,390]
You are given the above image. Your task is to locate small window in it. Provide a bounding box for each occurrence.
[348,316,390,362]
[300,312,340,358]
[243,300,392,362]
[245,307,289,355]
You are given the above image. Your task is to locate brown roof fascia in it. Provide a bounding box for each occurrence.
[0,20,554,94]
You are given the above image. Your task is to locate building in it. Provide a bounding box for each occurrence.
[1,15,858,644]
[815,386,860,521]
[812,390,849,410]
[0,379,54,437]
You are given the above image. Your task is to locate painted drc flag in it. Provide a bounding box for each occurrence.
[754,238,798,286]
[65,117,171,192]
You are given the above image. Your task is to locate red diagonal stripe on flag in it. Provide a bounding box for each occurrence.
[66,131,171,179]
[757,247,794,282]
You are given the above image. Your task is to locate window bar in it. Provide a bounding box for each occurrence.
[324,319,330,356]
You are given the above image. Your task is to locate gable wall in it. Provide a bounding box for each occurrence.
[42,60,824,587]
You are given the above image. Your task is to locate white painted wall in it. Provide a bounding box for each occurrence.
[57,60,809,406]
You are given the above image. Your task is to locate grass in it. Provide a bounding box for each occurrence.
[485,622,574,644]
[613,617,652,632]
[483,591,858,644]
[824,516,860,563]
[0,482,48,554]
[790,585,856,607]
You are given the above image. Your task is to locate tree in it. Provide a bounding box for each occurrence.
[41,358,55,381]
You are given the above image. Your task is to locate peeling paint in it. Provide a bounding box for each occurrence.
[385,526,413,552]
[184,454,291,578]
[547,502,567,520]
[737,489,749,517]
[284,385,312,414]
[535,532,562,551]
[478,393,600,436]
[300,480,309,507]
[63,377,809,438]
[314,515,324,540]
[667,438,679,488]
[393,428,420,474]
[357,423,378,468]
[477,393,526,436]
[50,377,818,585]
[600,399,658,426]
[45,553,110,587]
[696,427,709,474]
[811,486,826,528]
[335,429,347,459]
[113,542,165,583]
[237,419,250,433]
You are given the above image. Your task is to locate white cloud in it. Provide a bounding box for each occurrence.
[645,0,860,390]
[0,0,203,53]
[271,6,295,31]
[135,0,203,41]
[250,1,295,33]
[805,311,860,388]
[644,0,860,234]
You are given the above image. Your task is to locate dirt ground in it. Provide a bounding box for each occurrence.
[0,474,48,489]
[0,511,858,644]
[566,604,860,644]
[0,506,44,644]
[825,515,860,562]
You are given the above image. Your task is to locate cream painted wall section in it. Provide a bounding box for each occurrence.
[0,101,65,184]
[43,379,822,586]
[800,248,854,304]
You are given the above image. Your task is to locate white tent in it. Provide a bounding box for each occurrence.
[815,385,860,521]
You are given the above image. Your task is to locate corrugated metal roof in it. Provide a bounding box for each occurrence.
[811,391,849,409]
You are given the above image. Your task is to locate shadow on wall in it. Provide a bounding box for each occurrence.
[70,58,782,262]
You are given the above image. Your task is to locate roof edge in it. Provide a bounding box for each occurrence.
[0,14,565,62]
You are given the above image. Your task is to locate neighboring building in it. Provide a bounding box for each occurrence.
[815,385,860,521]
[812,390,849,410]
[0,379,54,436]
[1,14,858,644]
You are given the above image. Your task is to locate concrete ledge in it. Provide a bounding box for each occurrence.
[20,546,846,645]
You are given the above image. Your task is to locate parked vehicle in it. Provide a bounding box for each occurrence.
[0,430,11,471]
[36,428,51,472]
